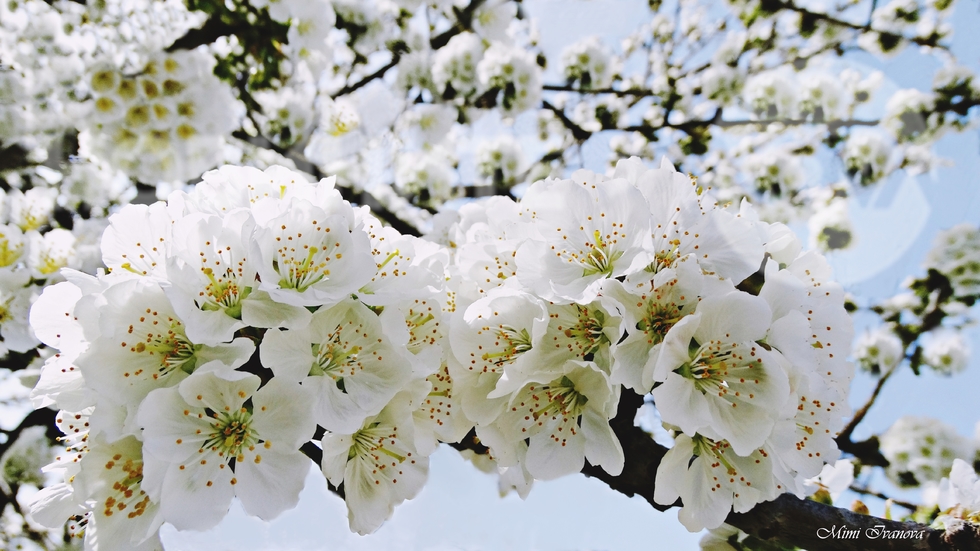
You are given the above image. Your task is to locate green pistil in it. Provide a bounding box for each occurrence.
[119,262,143,275]
[310,340,360,378]
[164,339,201,374]
[693,435,738,476]
[582,230,622,277]
[200,269,249,318]
[482,325,533,364]
[646,240,681,273]
[676,341,736,394]
[533,376,589,420]
[349,423,405,463]
[564,306,609,356]
[202,409,256,459]
[377,249,400,270]
[280,247,326,292]
[409,312,435,328]
[0,239,22,268]
[637,303,683,341]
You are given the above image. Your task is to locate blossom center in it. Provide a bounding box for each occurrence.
[203,408,256,460]
[582,229,623,277]
[563,305,609,357]
[481,324,533,367]
[678,340,762,396]
[532,376,589,422]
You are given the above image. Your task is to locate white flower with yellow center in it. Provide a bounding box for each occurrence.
[251,196,375,308]
[7,187,57,232]
[261,299,414,433]
[490,296,624,399]
[27,227,77,280]
[478,360,623,481]
[0,223,28,269]
[655,434,781,531]
[922,330,971,375]
[139,371,314,530]
[653,291,790,455]
[164,208,310,345]
[604,255,704,392]
[448,286,550,425]
[74,277,255,415]
[356,212,449,307]
[515,174,649,304]
[321,386,430,535]
[620,157,764,283]
[73,434,164,551]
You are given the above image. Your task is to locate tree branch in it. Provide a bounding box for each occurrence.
[166,16,246,52]
[771,0,948,49]
[542,100,593,142]
[542,84,654,97]
[329,0,488,99]
[837,364,898,445]
[849,485,920,511]
[576,390,980,551]
[330,53,402,99]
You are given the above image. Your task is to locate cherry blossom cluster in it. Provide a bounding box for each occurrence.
[924,223,980,299]
[22,158,857,544]
[427,156,855,531]
[0,0,203,161]
[82,49,238,184]
[0,164,133,361]
[879,416,976,488]
[26,164,461,546]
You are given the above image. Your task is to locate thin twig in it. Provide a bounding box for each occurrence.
[850,485,920,511]
[837,364,898,444]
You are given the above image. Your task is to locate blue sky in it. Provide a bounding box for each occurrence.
[160,0,980,548]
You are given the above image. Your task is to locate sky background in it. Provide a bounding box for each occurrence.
[128,0,980,549]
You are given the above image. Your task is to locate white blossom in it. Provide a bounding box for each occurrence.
[880,416,974,487]
[854,326,904,373]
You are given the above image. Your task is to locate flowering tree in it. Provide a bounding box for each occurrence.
[1,0,980,550]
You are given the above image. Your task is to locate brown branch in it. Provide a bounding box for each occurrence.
[166,16,247,52]
[429,0,488,50]
[729,495,980,551]
[772,0,948,49]
[849,485,920,511]
[837,364,898,445]
[541,100,593,142]
[542,84,654,97]
[575,390,980,551]
[330,0,488,99]
[330,53,402,99]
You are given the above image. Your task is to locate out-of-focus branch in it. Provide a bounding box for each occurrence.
[541,100,593,142]
[769,0,949,49]
[330,53,402,99]
[0,408,59,460]
[836,364,898,445]
[849,485,920,511]
[166,15,247,52]
[330,0,488,99]
[542,84,654,97]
